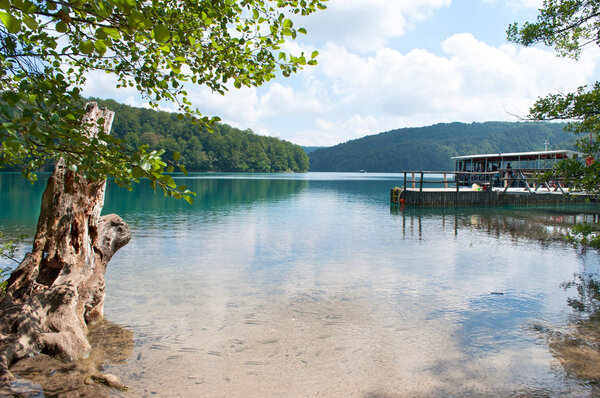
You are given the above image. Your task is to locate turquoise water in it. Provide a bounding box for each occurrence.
[2,172,600,397]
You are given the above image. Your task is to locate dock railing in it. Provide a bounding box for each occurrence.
[401,170,492,193]
[392,169,581,206]
[400,169,567,193]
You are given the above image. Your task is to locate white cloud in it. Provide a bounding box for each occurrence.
[258,82,327,117]
[482,0,542,9]
[298,0,451,52]
[280,33,596,145]
[82,71,140,104]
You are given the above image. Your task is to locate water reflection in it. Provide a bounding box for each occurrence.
[528,270,600,393]
[104,177,309,216]
[389,203,600,393]
[391,204,600,243]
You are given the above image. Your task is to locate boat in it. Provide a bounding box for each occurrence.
[452,150,582,173]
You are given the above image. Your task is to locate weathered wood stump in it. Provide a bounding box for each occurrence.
[0,103,131,384]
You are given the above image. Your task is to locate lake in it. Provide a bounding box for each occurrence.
[2,172,600,397]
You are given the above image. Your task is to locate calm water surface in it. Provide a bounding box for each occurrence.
[2,172,600,397]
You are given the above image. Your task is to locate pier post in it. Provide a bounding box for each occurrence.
[403,172,407,189]
[444,173,448,188]
[419,172,424,193]
[412,172,415,189]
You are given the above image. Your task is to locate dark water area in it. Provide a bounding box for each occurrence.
[2,172,600,397]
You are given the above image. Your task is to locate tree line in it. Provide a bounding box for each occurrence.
[87,99,309,173]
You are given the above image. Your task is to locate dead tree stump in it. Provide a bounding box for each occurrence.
[0,103,131,383]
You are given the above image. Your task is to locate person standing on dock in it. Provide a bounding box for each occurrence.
[504,163,513,188]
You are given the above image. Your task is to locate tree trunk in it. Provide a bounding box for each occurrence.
[0,103,131,383]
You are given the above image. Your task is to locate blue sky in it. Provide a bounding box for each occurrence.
[83,0,600,147]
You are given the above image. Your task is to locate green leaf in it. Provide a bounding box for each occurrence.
[23,15,38,30]
[103,27,121,39]
[79,40,94,54]
[311,50,319,59]
[55,21,68,33]
[127,11,151,29]
[131,166,143,179]
[173,151,181,161]
[166,176,177,189]
[95,27,108,39]
[183,195,193,205]
[0,11,21,33]
[153,25,170,43]
[3,92,21,107]
[94,39,108,54]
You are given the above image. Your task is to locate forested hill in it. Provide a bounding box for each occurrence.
[92,99,309,173]
[308,122,575,172]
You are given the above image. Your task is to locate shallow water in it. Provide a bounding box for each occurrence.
[2,172,600,397]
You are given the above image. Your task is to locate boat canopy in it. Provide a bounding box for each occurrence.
[452,150,583,172]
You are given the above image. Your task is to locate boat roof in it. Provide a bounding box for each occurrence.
[452,150,583,161]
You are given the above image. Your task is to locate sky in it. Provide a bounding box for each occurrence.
[82,0,600,147]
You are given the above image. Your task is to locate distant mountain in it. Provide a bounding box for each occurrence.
[308,121,575,172]
[302,146,326,154]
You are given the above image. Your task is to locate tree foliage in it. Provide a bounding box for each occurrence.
[507,1,600,59]
[0,0,325,198]
[507,0,600,193]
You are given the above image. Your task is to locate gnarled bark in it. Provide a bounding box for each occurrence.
[0,103,131,384]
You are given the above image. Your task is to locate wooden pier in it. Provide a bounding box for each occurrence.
[390,170,596,207]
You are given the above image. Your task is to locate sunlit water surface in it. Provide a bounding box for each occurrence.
[2,172,600,397]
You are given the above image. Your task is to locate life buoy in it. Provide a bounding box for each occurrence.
[586,156,595,167]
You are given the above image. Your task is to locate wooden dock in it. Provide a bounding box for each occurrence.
[391,187,594,206]
[390,170,596,206]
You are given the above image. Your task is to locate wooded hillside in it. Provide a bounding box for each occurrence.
[308,122,574,172]
[92,99,309,173]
